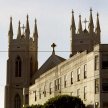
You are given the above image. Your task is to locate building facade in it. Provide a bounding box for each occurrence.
[5,9,108,108]
[29,44,108,108]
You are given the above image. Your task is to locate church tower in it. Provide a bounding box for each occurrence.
[70,9,101,57]
[5,16,38,108]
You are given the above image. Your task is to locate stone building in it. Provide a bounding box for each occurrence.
[5,9,108,108]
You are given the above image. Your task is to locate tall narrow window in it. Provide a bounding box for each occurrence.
[77,89,80,98]
[15,56,22,77]
[25,94,29,105]
[39,88,41,99]
[84,86,87,100]
[95,55,99,70]
[84,64,87,79]
[49,82,52,95]
[55,78,61,91]
[33,91,37,101]
[64,75,67,88]
[30,58,33,78]
[14,94,21,108]
[95,78,99,94]
[77,68,80,81]
[71,72,73,84]
[43,85,46,97]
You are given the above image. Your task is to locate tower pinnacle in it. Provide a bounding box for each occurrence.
[17,21,21,39]
[25,14,30,38]
[70,10,76,34]
[95,13,101,33]
[78,15,82,33]
[33,19,38,39]
[8,17,13,43]
[8,17,13,36]
[88,8,94,33]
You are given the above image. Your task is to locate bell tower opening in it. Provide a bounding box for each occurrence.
[15,56,22,77]
[14,94,21,108]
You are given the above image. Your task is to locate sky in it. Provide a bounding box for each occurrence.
[0,0,108,108]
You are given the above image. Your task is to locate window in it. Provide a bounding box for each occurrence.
[39,88,41,99]
[49,82,52,95]
[84,86,87,100]
[15,56,22,77]
[33,91,36,101]
[95,78,99,94]
[43,85,46,97]
[64,75,67,88]
[77,89,80,98]
[25,94,29,105]
[14,94,21,108]
[77,68,80,81]
[102,55,108,69]
[95,55,99,70]
[55,78,61,91]
[84,64,87,79]
[30,58,33,78]
[102,78,108,92]
[71,72,73,84]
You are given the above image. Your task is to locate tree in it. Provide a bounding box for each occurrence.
[43,95,85,108]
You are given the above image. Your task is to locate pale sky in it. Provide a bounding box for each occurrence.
[0,0,108,108]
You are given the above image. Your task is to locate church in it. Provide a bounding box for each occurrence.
[5,9,108,108]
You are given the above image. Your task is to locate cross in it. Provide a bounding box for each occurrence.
[21,24,26,34]
[83,18,88,29]
[51,43,56,54]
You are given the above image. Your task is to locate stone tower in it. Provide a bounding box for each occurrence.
[5,15,38,108]
[70,9,101,57]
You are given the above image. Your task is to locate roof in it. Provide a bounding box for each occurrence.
[32,53,66,80]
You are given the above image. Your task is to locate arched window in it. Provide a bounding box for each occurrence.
[15,56,22,77]
[30,57,33,78]
[14,94,21,108]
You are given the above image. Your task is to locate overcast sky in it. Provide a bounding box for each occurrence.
[0,0,108,108]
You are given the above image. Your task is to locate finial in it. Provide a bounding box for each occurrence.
[97,12,99,17]
[10,17,12,21]
[51,43,56,54]
[27,14,29,20]
[72,9,74,14]
[19,20,20,25]
[35,18,37,23]
[90,8,92,12]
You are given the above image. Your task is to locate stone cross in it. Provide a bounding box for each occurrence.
[21,24,26,34]
[51,43,56,54]
[83,18,88,29]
